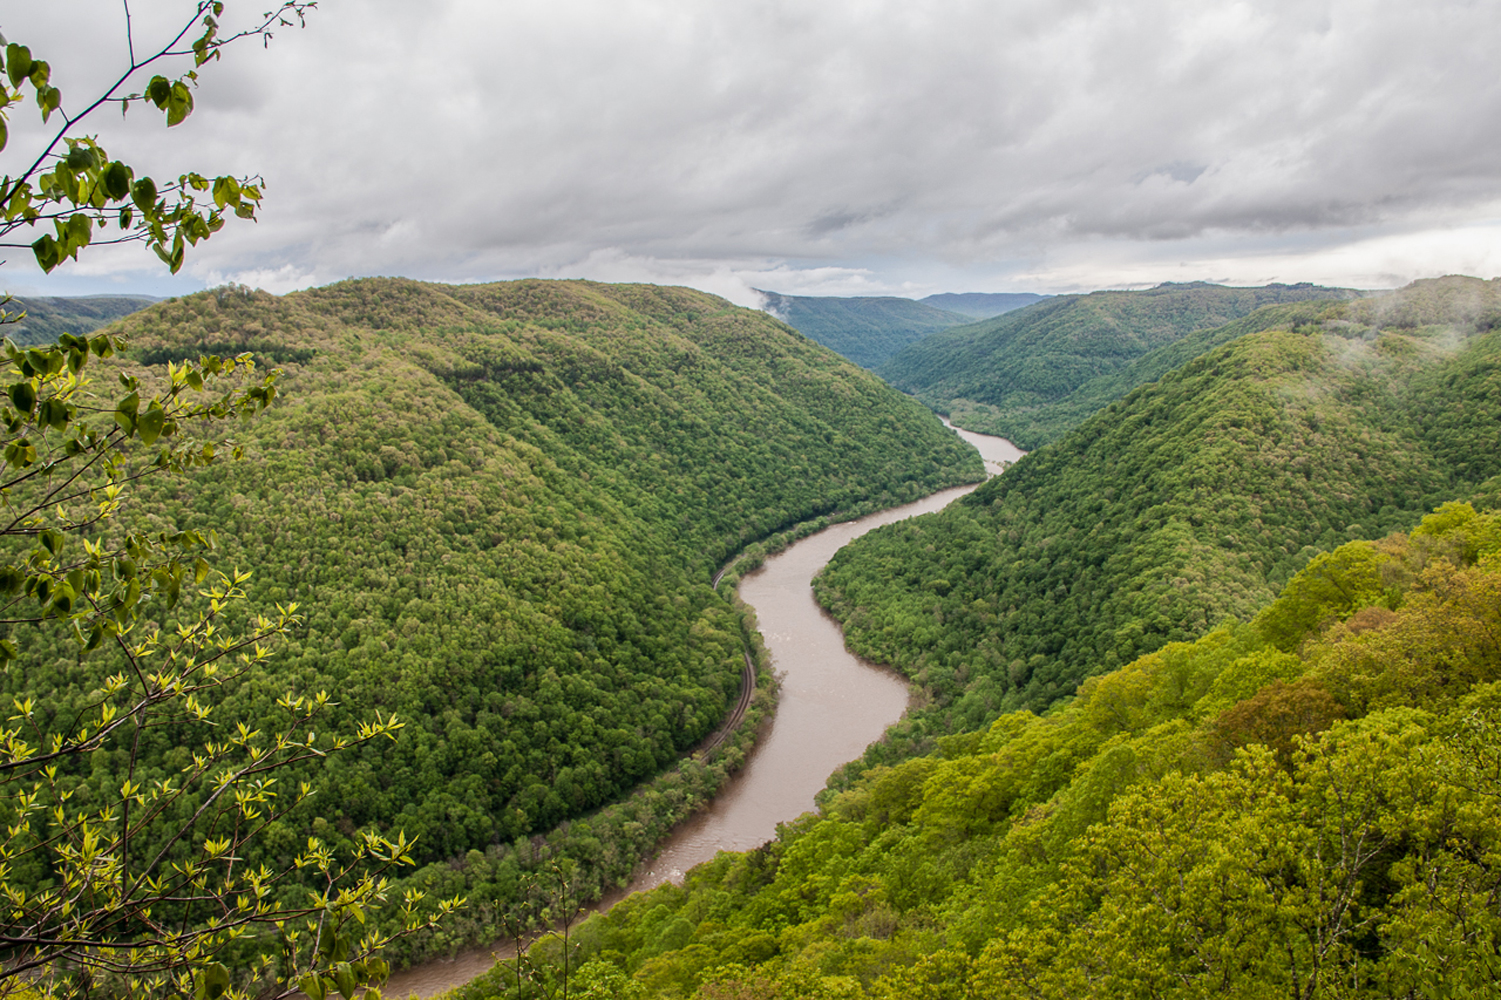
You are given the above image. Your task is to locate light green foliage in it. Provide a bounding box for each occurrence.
[0,6,314,274]
[482,504,1501,999]
[0,8,476,995]
[1254,541,1395,651]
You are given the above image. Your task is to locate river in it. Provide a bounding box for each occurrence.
[383,422,1023,998]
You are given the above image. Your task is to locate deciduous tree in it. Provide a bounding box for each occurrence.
[0,5,459,997]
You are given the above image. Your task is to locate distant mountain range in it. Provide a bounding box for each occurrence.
[757,289,1048,368]
[918,291,1050,317]
[2,294,159,344]
[880,280,1358,448]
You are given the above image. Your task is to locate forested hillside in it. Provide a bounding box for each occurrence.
[756,291,969,368]
[881,281,1353,448]
[816,275,1501,752]
[4,293,158,344]
[474,501,1501,999]
[0,278,981,954]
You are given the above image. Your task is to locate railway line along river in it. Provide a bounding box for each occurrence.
[384,423,1024,997]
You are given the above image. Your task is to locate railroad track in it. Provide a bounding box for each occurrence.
[695,649,756,758]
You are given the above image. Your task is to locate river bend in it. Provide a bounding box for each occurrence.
[384,424,1023,997]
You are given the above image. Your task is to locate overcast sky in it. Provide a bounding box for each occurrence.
[4,0,1501,305]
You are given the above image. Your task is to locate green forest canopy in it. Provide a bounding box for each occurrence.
[481,501,1501,999]
[1,278,980,917]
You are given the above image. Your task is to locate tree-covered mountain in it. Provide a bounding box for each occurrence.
[3,293,159,344]
[817,275,1501,744]
[1,278,981,937]
[881,281,1356,448]
[756,290,970,368]
[918,291,1049,319]
[473,501,1501,999]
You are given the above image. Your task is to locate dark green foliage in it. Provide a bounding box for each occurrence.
[817,276,1501,754]
[134,339,317,366]
[757,290,970,368]
[0,277,980,961]
[881,281,1354,448]
[4,293,158,344]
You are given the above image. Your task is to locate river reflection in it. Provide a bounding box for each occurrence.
[383,425,1021,998]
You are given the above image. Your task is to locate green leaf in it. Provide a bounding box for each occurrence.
[137,403,166,445]
[5,44,31,88]
[332,962,358,1000]
[65,146,96,171]
[195,963,232,1000]
[38,397,68,430]
[103,160,132,200]
[317,926,337,961]
[212,175,240,209]
[132,176,158,212]
[146,75,171,107]
[3,437,35,468]
[37,85,60,123]
[8,380,36,413]
[299,974,328,1000]
[114,391,140,435]
[65,213,92,248]
[0,117,7,154]
[167,80,194,127]
[31,234,61,272]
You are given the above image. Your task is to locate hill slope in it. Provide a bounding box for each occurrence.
[881,281,1354,448]
[4,278,981,883]
[818,276,1501,740]
[756,290,970,368]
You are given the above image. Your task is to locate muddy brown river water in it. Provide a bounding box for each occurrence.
[383,425,1023,998]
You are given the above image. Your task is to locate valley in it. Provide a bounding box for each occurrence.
[0,277,983,972]
[446,275,1501,999]
[5,274,1500,999]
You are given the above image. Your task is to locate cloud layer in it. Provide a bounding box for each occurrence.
[6,0,1501,300]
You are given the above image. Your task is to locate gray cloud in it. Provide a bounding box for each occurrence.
[5,0,1501,299]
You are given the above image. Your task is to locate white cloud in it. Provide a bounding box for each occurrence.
[195,263,325,296]
[5,0,1501,299]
